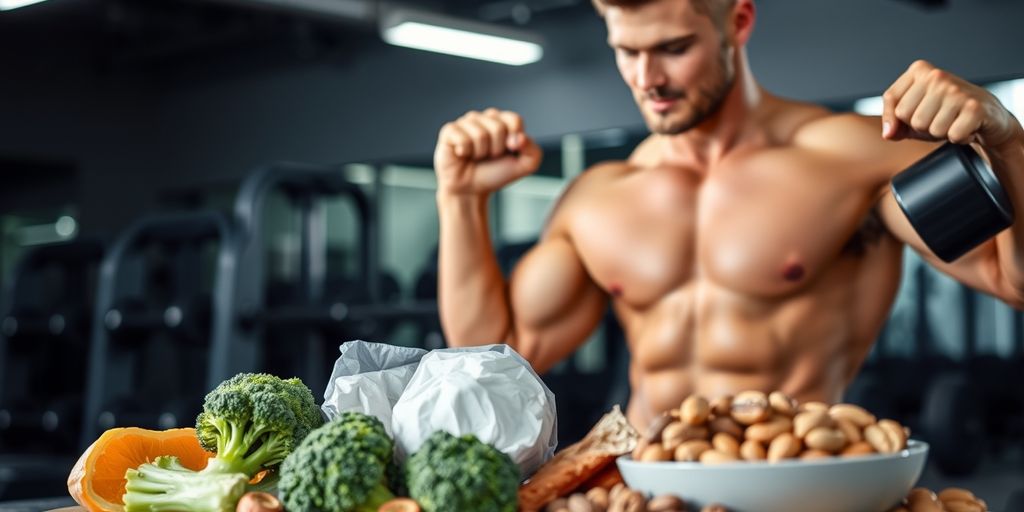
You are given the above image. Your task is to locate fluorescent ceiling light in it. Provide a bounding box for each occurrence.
[381,9,543,66]
[0,0,48,10]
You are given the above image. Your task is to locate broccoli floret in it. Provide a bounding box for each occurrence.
[123,456,247,512]
[123,373,322,510]
[279,412,396,512]
[195,373,323,477]
[405,431,519,512]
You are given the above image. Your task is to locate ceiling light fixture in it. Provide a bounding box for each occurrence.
[380,8,543,66]
[0,0,48,11]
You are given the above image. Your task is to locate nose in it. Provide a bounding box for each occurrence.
[635,53,666,91]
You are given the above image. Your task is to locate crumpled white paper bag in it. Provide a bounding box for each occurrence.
[390,344,558,477]
[321,340,427,436]
[321,341,558,477]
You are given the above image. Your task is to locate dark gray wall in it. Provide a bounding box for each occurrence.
[0,54,160,231]
[1,0,1023,235]
[751,0,1024,100]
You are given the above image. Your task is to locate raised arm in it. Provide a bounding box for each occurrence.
[434,109,608,372]
[877,60,1024,309]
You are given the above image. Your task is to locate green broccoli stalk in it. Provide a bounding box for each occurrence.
[196,373,323,478]
[198,392,294,477]
[123,456,248,512]
[279,411,397,512]
[123,373,323,510]
[405,431,520,512]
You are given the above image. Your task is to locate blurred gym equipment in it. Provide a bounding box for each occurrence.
[79,211,238,449]
[231,163,438,395]
[846,259,1023,477]
[919,283,986,477]
[0,239,104,500]
[411,249,446,350]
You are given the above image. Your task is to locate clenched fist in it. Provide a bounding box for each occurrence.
[434,108,543,197]
[882,59,1019,147]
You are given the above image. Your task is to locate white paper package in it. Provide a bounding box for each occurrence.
[321,340,558,477]
[321,340,427,436]
[391,344,558,476]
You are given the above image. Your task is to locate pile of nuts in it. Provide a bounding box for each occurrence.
[888,487,988,512]
[632,391,909,463]
[544,483,727,512]
[540,391,988,512]
[541,484,988,512]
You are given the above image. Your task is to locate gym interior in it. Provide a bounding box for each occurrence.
[1,0,1023,510]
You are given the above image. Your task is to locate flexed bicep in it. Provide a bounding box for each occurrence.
[879,184,1018,307]
[507,236,608,374]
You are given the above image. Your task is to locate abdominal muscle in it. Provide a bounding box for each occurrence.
[617,253,899,431]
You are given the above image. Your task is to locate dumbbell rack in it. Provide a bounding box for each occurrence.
[0,239,104,451]
[76,163,445,450]
[0,239,104,501]
[230,162,445,395]
[79,211,239,449]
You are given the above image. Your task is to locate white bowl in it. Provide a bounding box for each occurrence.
[617,440,928,512]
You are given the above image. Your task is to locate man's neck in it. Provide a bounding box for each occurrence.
[659,53,770,169]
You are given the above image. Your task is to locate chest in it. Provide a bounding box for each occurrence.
[569,158,881,307]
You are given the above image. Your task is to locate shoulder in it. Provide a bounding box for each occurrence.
[790,111,937,175]
[760,96,889,159]
[543,161,630,239]
[556,160,631,210]
[757,97,876,153]
[791,111,886,158]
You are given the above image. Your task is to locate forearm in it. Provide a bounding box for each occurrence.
[436,192,514,346]
[980,121,1024,299]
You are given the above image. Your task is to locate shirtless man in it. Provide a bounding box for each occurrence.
[433,0,1024,430]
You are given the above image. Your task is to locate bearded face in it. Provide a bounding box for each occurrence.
[638,45,734,135]
[607,0,737,134]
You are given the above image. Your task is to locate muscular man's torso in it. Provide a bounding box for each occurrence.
[557,103,909,429]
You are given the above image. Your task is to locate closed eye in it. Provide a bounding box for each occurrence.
[661,41,692,55]
[611,35,697,58]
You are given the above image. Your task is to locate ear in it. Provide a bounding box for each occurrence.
[729,0,756,46]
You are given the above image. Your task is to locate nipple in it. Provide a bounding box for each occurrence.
[609,283,624,297]
[782,262,805,282]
